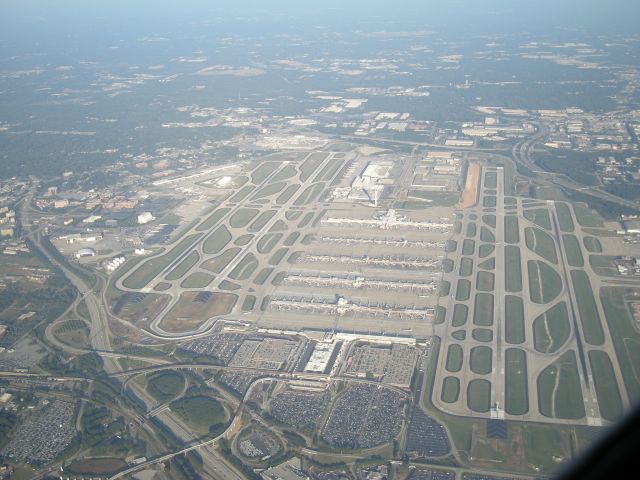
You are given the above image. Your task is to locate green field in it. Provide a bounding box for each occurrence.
[482,214,497,228]
[484,171,497,189]
[466,222,477,238]
[528,260,562,304]
[476,271,494,291]
[523,208,552,230]
[555,203,575,232]
[170,395,227,435]
[571,270,604,345]
[252,181,286,200]
[203,225,232,255]
[537,351,585,419]
[478,258,495,270]
[146,372,185,403]
[451,330,466,341]
[254,267,274,285]
[472,328,493,342]
[446,240,458,253]
[522,199,545,206]
[452,304,469,327]
[286,251,301,264]
[257,233,283,254]
[573,203,603,228]
[283,231,300,246]
[229,208,259,228]
[196,208,231,232]
[297,212,315,228]
[285,210,302,221]
[470,346,492,375]
[219,280,241,290]
[65,459,127,476]
[505,295,525,344]
[248,210,277,232]
[505,348,529,415]
[270,164,297,182]
[441,377,461,403]
[525,227,558,264]
[505,246,522,292]
[439,281,451,297]
[504,216,520,244]
[269,247,289,266]
[202,247,241,274]
[299,152,328,182]
[229,253,259,281]
[533,302,571,353]
[53,319,90,348]
[459,258,473,276]
[456,279,471,301]
[443,259,455,273]
[467,379,491,413]
[293,182,326,206]
[165,251,199,281]
[473,293,494,327]
[479,244,495,258]
[276,185,301,204]
[181,272,214,288]
[123,234,202,289]
[234,234,254,246]
[241,295,256,312]
[313,211,327,228]
[589,255,617,276]
[462,239,475,256]
[435,306,446,325]
[520,423,597,475]
[271,221,289,234]
[483,196,497,208]
[251,162,280,183]
[537,365,557,418]
[583,236,603,253]
[314,157,344,182]
[445,344,464,372]
[479,226,495,243]
[552,352,586,419]
[600,287,640,402]
[588,350,623,421]
[562,234,584,268]
[229,185,255,203]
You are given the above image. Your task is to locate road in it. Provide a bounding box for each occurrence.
[513,122,639,211]
[114,150,350,339]
[17,185,247,479]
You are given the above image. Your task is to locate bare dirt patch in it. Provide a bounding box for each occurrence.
[160,291,238,333]
[458,162,480,209]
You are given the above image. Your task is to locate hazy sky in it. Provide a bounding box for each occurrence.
[2,0,640,31]
[1,0,639,56]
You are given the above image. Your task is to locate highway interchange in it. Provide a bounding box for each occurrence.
[7,121,640,479]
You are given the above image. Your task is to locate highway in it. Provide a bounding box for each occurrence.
[17,186,247,479]
[512,122,640,211]
[108,369,407,479]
